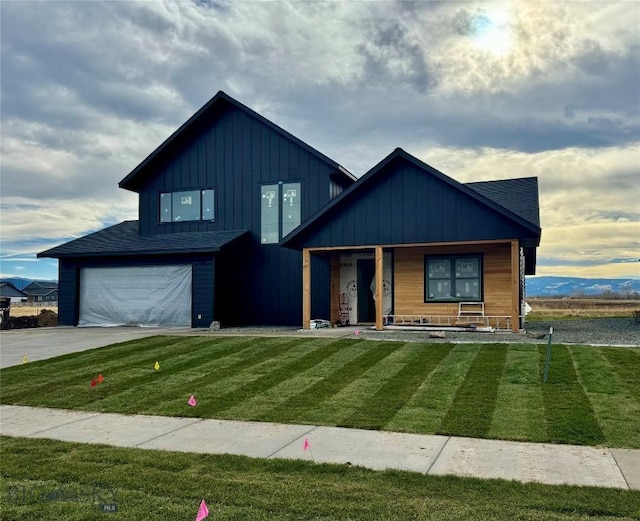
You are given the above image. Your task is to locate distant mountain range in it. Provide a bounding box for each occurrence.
[526,276,640,297]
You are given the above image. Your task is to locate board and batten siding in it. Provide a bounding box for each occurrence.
[129,103,341,326]
[287,159,537,250]
[137,105,337,239]
[393,242,513,318]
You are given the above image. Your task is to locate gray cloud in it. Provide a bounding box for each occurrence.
[0,0,638,280]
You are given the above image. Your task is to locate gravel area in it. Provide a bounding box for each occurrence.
[200,318,639,346]
[523,318,639,346]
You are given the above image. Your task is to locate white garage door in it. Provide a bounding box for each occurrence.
[79,265,192,327]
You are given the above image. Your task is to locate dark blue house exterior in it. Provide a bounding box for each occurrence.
[39,91,355,327]
[40,92,541,331]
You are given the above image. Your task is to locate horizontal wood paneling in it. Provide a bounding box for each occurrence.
[393,243,514,317]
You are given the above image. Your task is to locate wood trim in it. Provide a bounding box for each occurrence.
[302,238,515,253]
[302,248,311,329]
[375,246,383,331]
[511,240,519,332]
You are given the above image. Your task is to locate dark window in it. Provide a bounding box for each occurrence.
[261,182,301,244]
[425,255,482,302]
[160,189,215,223]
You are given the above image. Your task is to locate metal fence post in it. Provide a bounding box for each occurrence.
[543,326,553,383]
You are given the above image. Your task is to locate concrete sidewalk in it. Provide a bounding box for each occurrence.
[1,405,637,490]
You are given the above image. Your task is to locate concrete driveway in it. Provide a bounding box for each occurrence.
[0,327,185,369]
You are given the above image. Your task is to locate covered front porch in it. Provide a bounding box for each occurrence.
[302,240,523,333]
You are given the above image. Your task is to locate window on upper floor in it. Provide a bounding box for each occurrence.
[160,189,215,223]
[424,254,483,302]
[261,182,301,244]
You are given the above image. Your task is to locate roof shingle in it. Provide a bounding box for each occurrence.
[38,221,249,259]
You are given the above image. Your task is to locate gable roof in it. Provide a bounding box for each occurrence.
[119,91,356,192]
[24,280,58,290]
[0,282,27,297]
[23,286,58,297]
[282,147,541,248]
[38,221,249,259]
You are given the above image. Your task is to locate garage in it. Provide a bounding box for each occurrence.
[79,265,192,327]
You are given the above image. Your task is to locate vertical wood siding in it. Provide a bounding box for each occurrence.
[129,104,341,326]
[295,159,536,249]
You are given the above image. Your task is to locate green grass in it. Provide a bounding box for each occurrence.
[1,336,639,447]
[1,437,638,521]
[438,344,507,437]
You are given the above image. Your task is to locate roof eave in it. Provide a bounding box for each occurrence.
[39,247,224,259]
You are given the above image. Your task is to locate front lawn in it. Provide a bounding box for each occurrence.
[1,437,638,521]
[1,336,638,447]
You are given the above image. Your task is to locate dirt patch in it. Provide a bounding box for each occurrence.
[2,309,58,330]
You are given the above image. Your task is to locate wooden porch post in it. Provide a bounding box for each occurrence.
[511,240,520,332]
[375,246,383,331]
[303,248,311,330]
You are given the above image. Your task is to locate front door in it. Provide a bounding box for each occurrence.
[357,259,376,323]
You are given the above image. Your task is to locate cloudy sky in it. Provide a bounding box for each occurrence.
[1,0,639,282]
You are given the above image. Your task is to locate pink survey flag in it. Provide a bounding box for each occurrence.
[303,437,310,451]
[354,329,360,336]
[195,499,209,521]
[188,395,197,407]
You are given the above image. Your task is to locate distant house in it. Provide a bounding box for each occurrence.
[23,281,59,303]
[39,91,541,331]
[0,282,27,304]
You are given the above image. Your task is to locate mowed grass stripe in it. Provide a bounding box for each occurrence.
[6,336,226,409]
[193,338,357,417]
[219,341,375,420]
[258,341,400,424]
[84,337,300,413]
[601,348,640,401]
[299,343,418,425]
[386,344,478,433]
[342,344,451,430]
[571,346,640,448]
[0,336,207,405]
[0,335,185,388]
[438,344,508,438]
[539,345,605,445]
[489,345,546,442]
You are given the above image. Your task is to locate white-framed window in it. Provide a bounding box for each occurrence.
[160,189,215,223]
[425,254,482,302]
[261,182,301,243]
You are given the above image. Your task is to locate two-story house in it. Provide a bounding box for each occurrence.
[40,91,541,332]
[39,91,356,328]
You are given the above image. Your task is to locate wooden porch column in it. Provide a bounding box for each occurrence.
[511,240,520,332]
[302,248,311,330]
[375,246,383,331]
